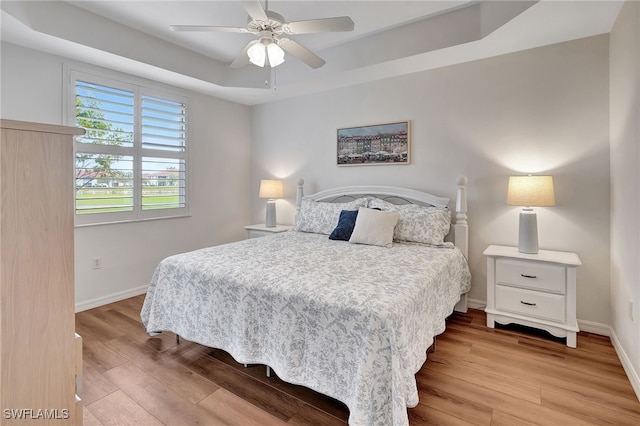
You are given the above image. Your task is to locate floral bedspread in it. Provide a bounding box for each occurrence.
[141,231,471,426]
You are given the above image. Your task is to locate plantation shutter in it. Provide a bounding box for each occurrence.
[71,71,189,224]
[141,95,186,152]
[140,95,187,211]
[75,80,135,214]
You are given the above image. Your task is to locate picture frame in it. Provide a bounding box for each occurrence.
[337,121,410,166]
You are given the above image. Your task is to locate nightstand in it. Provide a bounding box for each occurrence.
[484,245,582,348]
[244,224,292,239]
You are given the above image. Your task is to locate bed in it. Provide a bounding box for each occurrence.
[141,177,471,426]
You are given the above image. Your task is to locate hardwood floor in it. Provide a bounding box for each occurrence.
[76,295,640,425]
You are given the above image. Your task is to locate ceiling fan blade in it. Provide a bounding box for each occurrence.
[284,16,354,34]
[242,0,268,21]
[278,37,325,69]
[169,25,250,33]
[230,40,260,68]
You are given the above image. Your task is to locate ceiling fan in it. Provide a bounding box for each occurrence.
[169,0,354,69]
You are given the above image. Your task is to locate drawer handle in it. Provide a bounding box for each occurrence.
[521,274,537,279]
[520,300,537,306]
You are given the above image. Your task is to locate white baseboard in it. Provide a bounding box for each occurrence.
[75,284,148,313]
[577,319,611,336]
[469,299,612,337]
[467,298,485,310]
[610,327,640,402]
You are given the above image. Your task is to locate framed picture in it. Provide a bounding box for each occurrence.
[337,121,410,166]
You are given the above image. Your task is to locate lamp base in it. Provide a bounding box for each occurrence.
[518,208,538,254]
[265,200,276,227]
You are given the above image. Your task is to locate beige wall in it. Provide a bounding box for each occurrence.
[610,0,640,397]
[251,35,611,327]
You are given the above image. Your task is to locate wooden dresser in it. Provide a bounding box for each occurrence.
[1,120,84,425]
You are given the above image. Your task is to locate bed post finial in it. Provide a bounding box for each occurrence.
[296,178,305,210]
[454,176,468,260]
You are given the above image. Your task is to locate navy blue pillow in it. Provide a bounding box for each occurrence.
[329,209,359,241]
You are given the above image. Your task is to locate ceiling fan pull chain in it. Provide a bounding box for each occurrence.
[263,65,277,90]
[273,68,277,91]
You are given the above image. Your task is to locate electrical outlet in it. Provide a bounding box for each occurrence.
[629,300,634,321]
[92,257,102,270]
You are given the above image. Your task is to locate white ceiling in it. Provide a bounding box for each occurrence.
[1,1,623,106]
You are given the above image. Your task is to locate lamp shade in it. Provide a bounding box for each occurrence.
[507,175,555,207]
[259,179,283,199]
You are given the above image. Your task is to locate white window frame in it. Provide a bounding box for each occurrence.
[64,66,189,226]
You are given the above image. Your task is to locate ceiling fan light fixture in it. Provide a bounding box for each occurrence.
[266,42,285,67]
[247,38,285,68]
[247,42,266,67]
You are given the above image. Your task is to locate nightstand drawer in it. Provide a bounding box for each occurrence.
[496,285,565,323]
[496,258,565,294]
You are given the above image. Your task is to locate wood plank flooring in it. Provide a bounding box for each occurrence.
[76,295,640,425]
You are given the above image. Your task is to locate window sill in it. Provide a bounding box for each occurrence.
[74,213,192,228]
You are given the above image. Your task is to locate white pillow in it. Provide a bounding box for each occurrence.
[368,198,451,245]
[294,198,368,235]
[349,207,399,248]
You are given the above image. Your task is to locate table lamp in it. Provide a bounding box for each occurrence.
[507,175,555,254]
[259,179,283,227]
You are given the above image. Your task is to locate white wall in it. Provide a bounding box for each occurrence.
[610,0,640,397]
[0,29,618,334]
[1,42,252,310]
[250,35,611,327]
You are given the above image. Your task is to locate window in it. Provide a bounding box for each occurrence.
[68,69,188,225]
